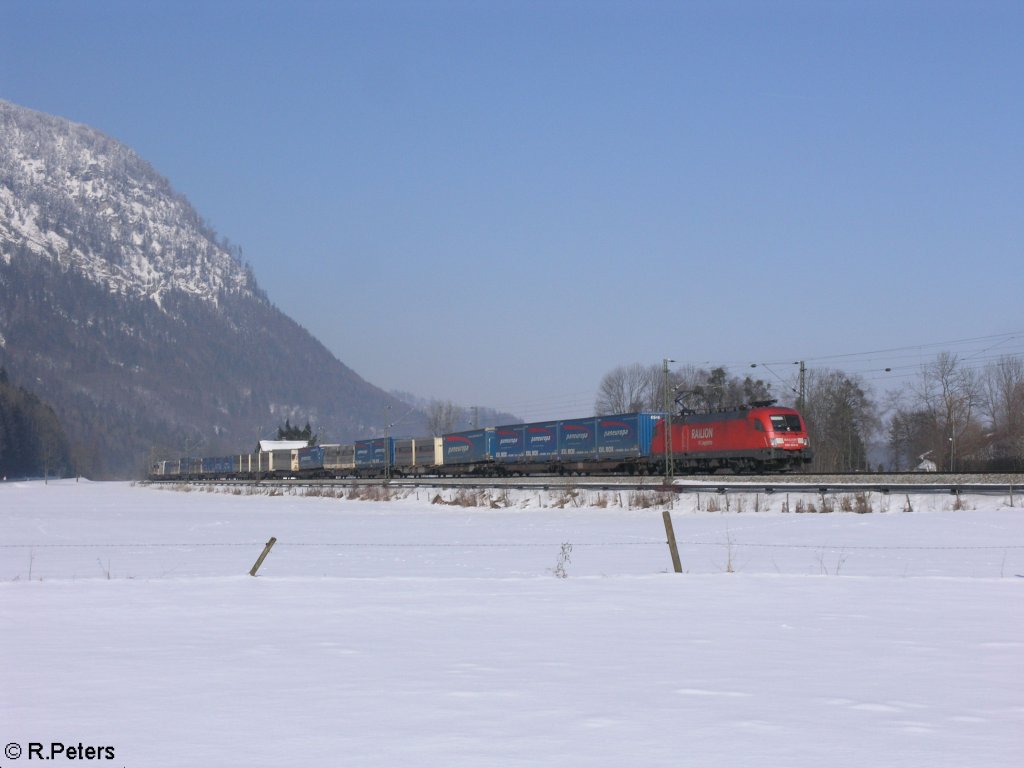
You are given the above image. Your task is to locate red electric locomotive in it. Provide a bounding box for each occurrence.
[650,402,812,473]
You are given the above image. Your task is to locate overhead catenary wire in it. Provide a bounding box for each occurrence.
[443,332,1023,421]
[703,331,1024,393]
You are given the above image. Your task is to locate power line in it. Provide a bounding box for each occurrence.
[713,331,1024,392]
[446,332,1023,420]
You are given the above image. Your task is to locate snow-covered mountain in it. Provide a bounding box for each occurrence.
[0,100,256,310]
[0,99,422,477]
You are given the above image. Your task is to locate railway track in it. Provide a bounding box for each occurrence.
[148,471,1024,497]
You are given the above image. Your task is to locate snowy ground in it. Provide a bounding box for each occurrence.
[2,480,1022,767]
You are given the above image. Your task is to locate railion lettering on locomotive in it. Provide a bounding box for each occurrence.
[691,427,713,440]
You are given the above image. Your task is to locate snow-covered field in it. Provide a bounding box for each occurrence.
[2,480,1022,767]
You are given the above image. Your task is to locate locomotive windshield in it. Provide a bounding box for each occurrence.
[769,414,802,433]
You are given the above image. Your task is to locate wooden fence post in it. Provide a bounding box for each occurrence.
[249,536,277,576]
[662,510,683,574]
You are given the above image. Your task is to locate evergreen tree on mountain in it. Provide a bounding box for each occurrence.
[276,419,317,446]
[0,367,74,479]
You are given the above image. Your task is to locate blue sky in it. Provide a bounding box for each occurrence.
[3,0,1022,420]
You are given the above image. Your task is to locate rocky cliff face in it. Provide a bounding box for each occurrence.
[0,99,421,477]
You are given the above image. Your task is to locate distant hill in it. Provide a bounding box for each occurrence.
[0,99,426,477]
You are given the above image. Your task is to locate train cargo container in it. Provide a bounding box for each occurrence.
[595,412,664,460]
[394,439,415,471]
[557,417,598,461]
[494,425,526,462]
[272,449,293,473]
[355,438,394,474]
[525,421,559,459]
[234,453,258,475]
[494,421,558,472]
[491,415,663,474]
[256,449,293,475]
[202,456,234,476]
[413,437,442,468]
[441,428,495,468]
[297,445,325,473]
[525,412,664,474]
[182,457,203,477]
[393,437,440,474]
[322,444,355,473]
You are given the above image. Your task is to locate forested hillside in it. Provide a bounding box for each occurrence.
[0,368,73,479]
[0,100,424,477]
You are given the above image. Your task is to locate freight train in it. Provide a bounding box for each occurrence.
[149,402,812,480]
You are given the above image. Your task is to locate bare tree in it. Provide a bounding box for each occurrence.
[981,355,1024,469]
[596,363,773,416]
[912,353,983,471]
[425,400,464,436]
[984,355,1024,435]
[595,363,659,414]
[802,369,879,472]
[887,405,937,471]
